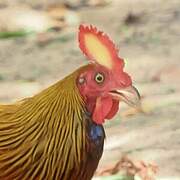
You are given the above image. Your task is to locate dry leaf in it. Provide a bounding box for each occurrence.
[96,155,158,180]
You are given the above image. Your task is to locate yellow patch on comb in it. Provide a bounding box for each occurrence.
[84,33,112,69]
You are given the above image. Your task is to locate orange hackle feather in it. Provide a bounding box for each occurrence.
[78,24,124,71]
[0,66,99,179]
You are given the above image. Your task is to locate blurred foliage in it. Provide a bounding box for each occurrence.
[0,30,34,39]
[94,174,133,180]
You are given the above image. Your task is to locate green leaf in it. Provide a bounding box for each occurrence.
[0,30,34,39]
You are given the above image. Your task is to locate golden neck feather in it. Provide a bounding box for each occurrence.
[0,67,88,179]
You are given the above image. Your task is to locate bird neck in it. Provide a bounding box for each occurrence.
[0,71,87,174]
[26,72,87,160]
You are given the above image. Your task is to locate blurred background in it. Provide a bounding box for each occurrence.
[0,0,180,179]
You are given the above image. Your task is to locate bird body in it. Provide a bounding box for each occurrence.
[0,25,140,179]
[0,65,106,180]
[0,67,105,179]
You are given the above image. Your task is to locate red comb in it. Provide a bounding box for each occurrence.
[78,24,124,70]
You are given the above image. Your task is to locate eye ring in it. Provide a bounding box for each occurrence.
[95,73,104,84]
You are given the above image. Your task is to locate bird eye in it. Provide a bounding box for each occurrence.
[95,73,104,84]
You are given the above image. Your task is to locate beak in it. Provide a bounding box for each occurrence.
[110,86,141,108]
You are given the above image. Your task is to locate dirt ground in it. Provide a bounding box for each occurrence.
[0,0,180,178]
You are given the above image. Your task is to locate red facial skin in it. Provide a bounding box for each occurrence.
[77,64,132,125]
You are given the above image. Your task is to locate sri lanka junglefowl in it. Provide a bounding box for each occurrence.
[0,24,140,180]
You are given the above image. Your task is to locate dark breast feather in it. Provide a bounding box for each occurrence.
[78,112,105,180]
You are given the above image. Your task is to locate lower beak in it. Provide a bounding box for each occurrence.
[110,86,141,107]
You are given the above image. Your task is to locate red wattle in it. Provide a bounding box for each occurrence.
[106,100,119,119]
[92,96,113,124]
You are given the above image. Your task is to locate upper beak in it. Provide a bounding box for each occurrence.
[110,86,141,108]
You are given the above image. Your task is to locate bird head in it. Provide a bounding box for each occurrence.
[77,24,140,124]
